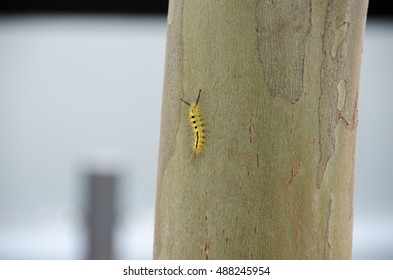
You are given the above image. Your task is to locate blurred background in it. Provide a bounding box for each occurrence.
[0,1,392,259]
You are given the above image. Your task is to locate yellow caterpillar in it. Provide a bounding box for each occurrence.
[180,89,205,161]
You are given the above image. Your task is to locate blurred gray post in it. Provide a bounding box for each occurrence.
[87,171,117,260]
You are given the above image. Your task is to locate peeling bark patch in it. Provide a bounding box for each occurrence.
[204,241,213,260]
[255,0,311,104]
[323,198,333,259]
[337,80,352,128]
[317,1,351,189]
[337,79,346,110]
[352,89,359,129]
[331,23,349,58]
[338,111,350,127]
[316,110,335,190]
[281,164,301,195]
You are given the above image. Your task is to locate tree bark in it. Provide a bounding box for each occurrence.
[154,0,368,259]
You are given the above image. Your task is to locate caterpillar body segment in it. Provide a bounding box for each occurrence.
[180,90,205,161]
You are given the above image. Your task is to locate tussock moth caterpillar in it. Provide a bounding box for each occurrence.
[180,89,205,161]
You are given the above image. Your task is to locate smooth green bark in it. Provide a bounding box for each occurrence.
[154,0,368,259]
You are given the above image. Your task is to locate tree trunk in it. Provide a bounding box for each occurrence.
[154,0,368,259]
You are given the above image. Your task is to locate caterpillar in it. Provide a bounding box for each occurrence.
[180,89,205,161]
